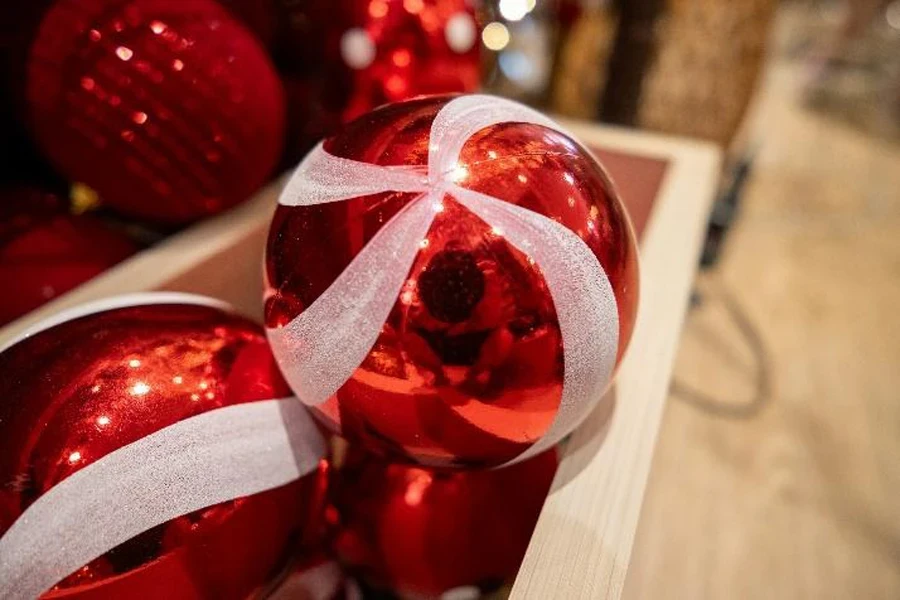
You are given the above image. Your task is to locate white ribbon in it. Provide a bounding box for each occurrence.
[0,398,326,600]
[268,94,619,464]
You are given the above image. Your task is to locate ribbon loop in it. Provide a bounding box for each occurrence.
[427,94,560,178]
[269,192,441,406]
[279,142,429,207]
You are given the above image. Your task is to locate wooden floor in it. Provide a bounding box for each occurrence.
[622,7,900,600]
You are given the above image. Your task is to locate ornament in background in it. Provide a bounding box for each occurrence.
[0,187,138,326]
[271,0,482,161]
[266,94,638,468]
[331,445,558,598]
[481,0,562,105]
[0,294,328,599]
[25,0,285,225]
[334,0,481,120]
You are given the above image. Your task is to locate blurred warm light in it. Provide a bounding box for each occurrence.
[403,471,433,506]
[386,74,407,96]
[403,0,423,14]
[887,1,900,29]
[115,46,133,61]
[131,381,151,396]
[499,0,531,22]
[369,0,388,18]
[70,182,100,214]
[392,48,411,67]
[445,13,477,53]
[482,21,510,51]
[340,28,376,70]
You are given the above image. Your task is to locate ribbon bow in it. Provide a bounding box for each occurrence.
[268,95,620,464]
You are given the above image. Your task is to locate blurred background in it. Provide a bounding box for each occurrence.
[0,0,898,597]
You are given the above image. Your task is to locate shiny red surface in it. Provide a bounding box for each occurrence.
[265,96,639,468]
[26,0,285,225]
[0,187,138,327]
[330,445,558,598]
[0,303,328,598]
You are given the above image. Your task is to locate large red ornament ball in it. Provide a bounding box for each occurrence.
[330,445,558,598]
[0,187,138,326]
[265,95,639,468]
[0,295,328,599]
[25,0,285,225]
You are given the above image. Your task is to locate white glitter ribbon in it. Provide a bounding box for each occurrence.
[268,94,620,464]
[0,397,326,600]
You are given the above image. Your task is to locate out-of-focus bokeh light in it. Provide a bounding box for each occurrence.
[498,50,533,82]
[498,0,534,22]
[445,12,477,53]
[887,1,900,30]
[482,21,510,51]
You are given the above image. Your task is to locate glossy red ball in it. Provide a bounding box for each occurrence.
[265,95,639,468]
[330,445,558,598]
[25,0,285,225]
[0,297,327,598]
[0,187,138,327]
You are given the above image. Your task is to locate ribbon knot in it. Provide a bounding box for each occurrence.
[269,94,621,465]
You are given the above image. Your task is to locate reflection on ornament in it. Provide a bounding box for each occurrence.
[330,445,558,598]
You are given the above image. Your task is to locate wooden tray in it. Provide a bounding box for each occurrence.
[0,121,721,600]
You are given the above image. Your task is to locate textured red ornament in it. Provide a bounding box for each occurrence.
[25,0,285,225]
[330,445,558,598]
[265,95,639,468]
[0,301,328,598]
[0,187,138,326]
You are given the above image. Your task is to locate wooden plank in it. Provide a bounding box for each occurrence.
[510,123,721,600]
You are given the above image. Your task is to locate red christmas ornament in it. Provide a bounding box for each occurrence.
[25,0,285,225]
[273,0,481,159]
[0,295,328,599]
[265,95,639,468]
[333,0,482,119]
[0,187,138,326]
[331,445,558,598]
